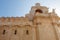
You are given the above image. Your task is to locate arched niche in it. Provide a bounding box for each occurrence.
[35,9,43,13]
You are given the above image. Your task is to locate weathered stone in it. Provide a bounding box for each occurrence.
[0,3,60,40]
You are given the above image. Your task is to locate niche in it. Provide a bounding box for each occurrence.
[35,9,43,13]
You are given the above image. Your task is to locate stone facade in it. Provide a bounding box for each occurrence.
[0,3,60,40]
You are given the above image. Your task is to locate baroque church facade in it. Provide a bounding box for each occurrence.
[0,3,60,40]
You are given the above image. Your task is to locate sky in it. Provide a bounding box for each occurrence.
[0,0,60,17]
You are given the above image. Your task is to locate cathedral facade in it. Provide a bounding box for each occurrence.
[0,3,60,40]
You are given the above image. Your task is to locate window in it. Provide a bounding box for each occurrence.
[26,30,29,35]
[3,30,6,35]
[14,30,17,35]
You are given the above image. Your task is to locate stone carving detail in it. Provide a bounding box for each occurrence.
[0,3,60,40]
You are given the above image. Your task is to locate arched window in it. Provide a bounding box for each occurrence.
[26,30,29,35]
[35,9,43,13]
[14,30,17,35]
[3,30,6,35]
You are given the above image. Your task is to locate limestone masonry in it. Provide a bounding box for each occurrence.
[0,3,60,40]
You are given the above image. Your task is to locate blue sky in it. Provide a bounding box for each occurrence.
[0,0,60,17]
